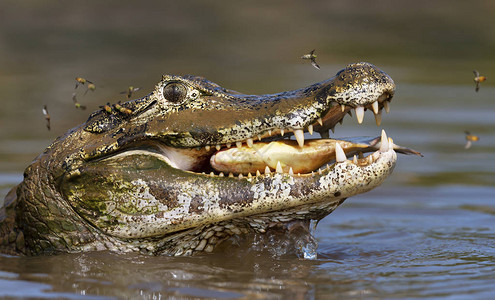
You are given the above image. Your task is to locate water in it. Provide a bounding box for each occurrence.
[1,0,495,298]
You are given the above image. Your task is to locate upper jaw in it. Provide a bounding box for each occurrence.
[67,62,395,173]
[152,62,395,150]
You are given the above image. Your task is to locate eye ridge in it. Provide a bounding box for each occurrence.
[163,82,187,103]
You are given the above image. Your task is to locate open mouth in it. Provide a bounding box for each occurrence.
[103,95,420,178]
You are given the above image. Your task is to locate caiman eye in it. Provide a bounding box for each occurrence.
[163,82,187,103]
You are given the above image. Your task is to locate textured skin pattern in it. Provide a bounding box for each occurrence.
[0,62,397,255]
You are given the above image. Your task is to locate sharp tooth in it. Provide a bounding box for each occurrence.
[247,138,254,147]
[226,143,232,148]
[236,141,242,148]
[219,172,224,177]
[210,172,215,176]
[341,104,346,112]
[318,168,322,175]
[380,129,389,152]
[215,145,221,151]
[294,129,305,147]
[384,101,390,114]
[371,101,379,114]
[353,155,358,164]
[229,173,234,177]
[347,110,352,117]
[256,170,261,177]
[248,172,252,178]
[367,155,373,163]
[258,135,262,141]
[289,167,294,175]
[238,174,243,178]
[339,119,343,125]
[276,161,283,173]
[268,130,272,136]
[335,142,346,163]
[280,129,285,136]
[308,124,313,135]
[205,145,211,151]
[374,112,382,126]
[317,118,323,126]
[388,137,394,150]
[265,166,271,174]
[331,127,335,133]
[355,106,364,124]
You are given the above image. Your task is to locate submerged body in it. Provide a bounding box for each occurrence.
[0,62,410,256]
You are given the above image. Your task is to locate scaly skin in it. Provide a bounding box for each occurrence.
[1,62,398,256]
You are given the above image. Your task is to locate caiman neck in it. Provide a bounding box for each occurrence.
[0,185,26,255]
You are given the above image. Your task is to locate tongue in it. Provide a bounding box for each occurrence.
[210,136,421,175]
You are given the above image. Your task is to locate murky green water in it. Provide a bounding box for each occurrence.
[1,1,495,299]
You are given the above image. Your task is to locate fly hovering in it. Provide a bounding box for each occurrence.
[42,105,50,131]
[473,70,487,92]
[464,131,480,149]
[301,49,320,70]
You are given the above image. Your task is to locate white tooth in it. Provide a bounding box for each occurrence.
[367,155,373,163]
[371,101,379,114]
[265,166,271,174]
[276,161,283,173]
[308,124,313,135]
[247,138,254,147]
[374,112,382,126]
[238,174,243,178]
[380,129,389,152]
[318,168,322,175]
[289,167,294,175]
[312,171,314,176]
[317,118,323,126]
[215,145,221,150]
[353,155,358,164]
[248,172,252,178]
[384,101,390,114]
[256,170,261,177]
[226,143,231,148]
[280,129,285,136]
[236,141,242,148]
[258,135,262,141]
[341,104,346,112]
[355,106,364,124]
[268,130,272,136]
[219,172,224,177]
[205,145,211,151]
[388,137,394,150]
[335,142,346,163]
[210,172,215,176]
[229,173,234,177]
[294,129,305,147]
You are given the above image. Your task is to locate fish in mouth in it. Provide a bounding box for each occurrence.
[0,62,420,256]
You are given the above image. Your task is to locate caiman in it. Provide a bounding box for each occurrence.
[0,62,419,256]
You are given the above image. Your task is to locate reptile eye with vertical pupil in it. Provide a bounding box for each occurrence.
[163,82,187,103]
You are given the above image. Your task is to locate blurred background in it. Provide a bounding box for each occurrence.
[1,0,494,299]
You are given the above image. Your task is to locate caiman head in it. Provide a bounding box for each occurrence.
[1,62,414,256]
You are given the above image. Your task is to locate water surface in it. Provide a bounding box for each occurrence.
[1,1,495,298]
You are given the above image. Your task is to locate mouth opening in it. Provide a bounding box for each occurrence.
[101,91,419,179]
